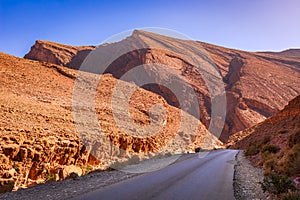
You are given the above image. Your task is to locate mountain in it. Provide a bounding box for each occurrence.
[0,52,221,192]
[24,40,95,69]
[24,30,300,141]
[262,48,300,58]
[228,95,300,177]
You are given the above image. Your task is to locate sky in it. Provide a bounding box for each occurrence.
[1,0,300,57]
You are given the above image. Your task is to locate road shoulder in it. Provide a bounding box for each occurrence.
[233,150,270,200]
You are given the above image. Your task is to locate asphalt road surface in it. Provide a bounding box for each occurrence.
[76,150,239,200]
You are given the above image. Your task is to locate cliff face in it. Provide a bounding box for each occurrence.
[24,40,95,69]
[24,31,300,141]
[0,52,221,191]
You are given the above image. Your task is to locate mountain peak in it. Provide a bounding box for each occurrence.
[132,29,148,35]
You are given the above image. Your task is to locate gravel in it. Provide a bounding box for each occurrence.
[0,170,140,200]
[234,150,271,200]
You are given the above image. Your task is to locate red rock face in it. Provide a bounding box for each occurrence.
[24,40,95,69]
[24,31,300,141]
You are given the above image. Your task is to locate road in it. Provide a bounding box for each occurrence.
[76,150,239,200]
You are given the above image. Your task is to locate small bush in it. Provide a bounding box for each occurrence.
[262,145,280,154]
[288,130,300,148]
[279,130,289,134]
[245,144,260,156]
[265,159,276,171]
[262,135,272,144]
[195,147,201,153]
[282,144,300,176]
[261,152,277,175]
[282,192,300,200]
[82,164,93,175]
[45,172,56,183]
[260,173,296,195]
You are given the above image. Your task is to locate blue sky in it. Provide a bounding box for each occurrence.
[1,0,300,57]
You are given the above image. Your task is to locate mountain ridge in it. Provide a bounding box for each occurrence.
[23,30,300,141]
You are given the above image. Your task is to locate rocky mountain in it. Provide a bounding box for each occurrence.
[228,95,300,178]
[24,40,95,69]
[24,30,300,141]
[263,48,300,58]
[0,52,221,192]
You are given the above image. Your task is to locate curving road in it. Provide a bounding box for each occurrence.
[76,150,239,200]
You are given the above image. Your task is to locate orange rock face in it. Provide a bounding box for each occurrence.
[24,30,300,141]
[0,51,221,191]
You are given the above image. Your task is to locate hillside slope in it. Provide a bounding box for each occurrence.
[228,95,300,178]
[24,30,300,141]
[0,52,221,192]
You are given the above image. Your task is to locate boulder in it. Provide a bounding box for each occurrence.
[59,165,82,180]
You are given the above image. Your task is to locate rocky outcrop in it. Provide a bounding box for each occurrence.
[24,40,95,69]
[24,30,300,142]
[0,52,222,191]
[0,127,93,191]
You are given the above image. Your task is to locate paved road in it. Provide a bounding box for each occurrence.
[76,150,239,200]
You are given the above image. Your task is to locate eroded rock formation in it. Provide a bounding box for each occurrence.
[24,30,300,141]
[0,52,221,191]
[24,40,95,69]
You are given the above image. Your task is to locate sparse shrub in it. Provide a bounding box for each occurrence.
[45,172,56,183]
[262,135,272,144]
[281,192,300,200]
[282,144,300,176]
[260,173,296,196]
[82,164,93,175]
[288,130,300,148]
[261,151,277,175]
[262,145,280,154]
[265,159,276,171]
[115,148,120,156]
[279,130,289,134]
[245,144,260,156]
[195,147,201,153]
